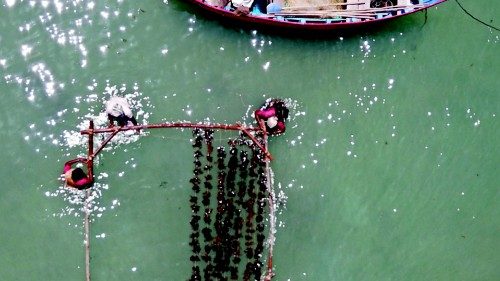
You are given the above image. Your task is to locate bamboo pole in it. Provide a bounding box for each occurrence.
[87,120,94,181]
[90,128,120,158]
[240,125,273,161]
[271,4,425,18]
[277,10,380,15]
[84,120,94,281]
[81,122,267,161]
[84,201,91,281]
[80,122,260,135]
[274,5,425,19]
[282,2,367,10]
[273,12,376,19]
[282,3,424,12]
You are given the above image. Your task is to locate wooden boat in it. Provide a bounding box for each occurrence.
[181,0,447,34]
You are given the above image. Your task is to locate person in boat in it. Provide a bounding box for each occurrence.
[206,0,230,8]
[231,0,253,15]
[105,96,138,128]
[231,0,268,15]
[254,99,289,135]
[63,158,93,189]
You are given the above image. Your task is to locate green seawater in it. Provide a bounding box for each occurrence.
[0,0,498,280]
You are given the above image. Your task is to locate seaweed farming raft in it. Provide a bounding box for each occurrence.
[188,128,275,281]
[68,105,284,280]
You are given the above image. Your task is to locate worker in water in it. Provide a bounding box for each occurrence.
[254,98,289,135]
[105,96,138,127]
[63,158,93,189]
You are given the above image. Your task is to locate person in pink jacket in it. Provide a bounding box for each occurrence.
[63,158,93,189]
[254,99,288,135]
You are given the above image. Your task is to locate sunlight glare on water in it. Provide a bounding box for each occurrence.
[0,0,498,281]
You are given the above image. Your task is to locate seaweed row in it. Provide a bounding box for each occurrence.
[242,148,267,281]
[189,129,204,281]
[188,130,268,281]
[201,129,214,279]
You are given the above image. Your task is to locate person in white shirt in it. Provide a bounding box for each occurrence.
[232,0,254,15]
[105,96,138,127]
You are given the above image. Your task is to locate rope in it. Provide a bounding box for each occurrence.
[422,8,428,27]
[454,0,500,32]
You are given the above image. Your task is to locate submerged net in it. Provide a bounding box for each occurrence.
[188,129,272,281]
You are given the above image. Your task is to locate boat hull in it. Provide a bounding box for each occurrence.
[180,0,447,35]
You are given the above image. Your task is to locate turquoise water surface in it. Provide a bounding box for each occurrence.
[0,0,498,280]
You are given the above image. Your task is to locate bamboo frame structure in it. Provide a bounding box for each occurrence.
[77,118,277,280]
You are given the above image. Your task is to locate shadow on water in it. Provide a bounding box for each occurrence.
[169,0,435,41]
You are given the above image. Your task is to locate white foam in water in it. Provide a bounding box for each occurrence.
[47,83,152,222]
[265,168,278,260]
[5,0,16,7]
[263,168,292,275]
[263,61,270,71]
